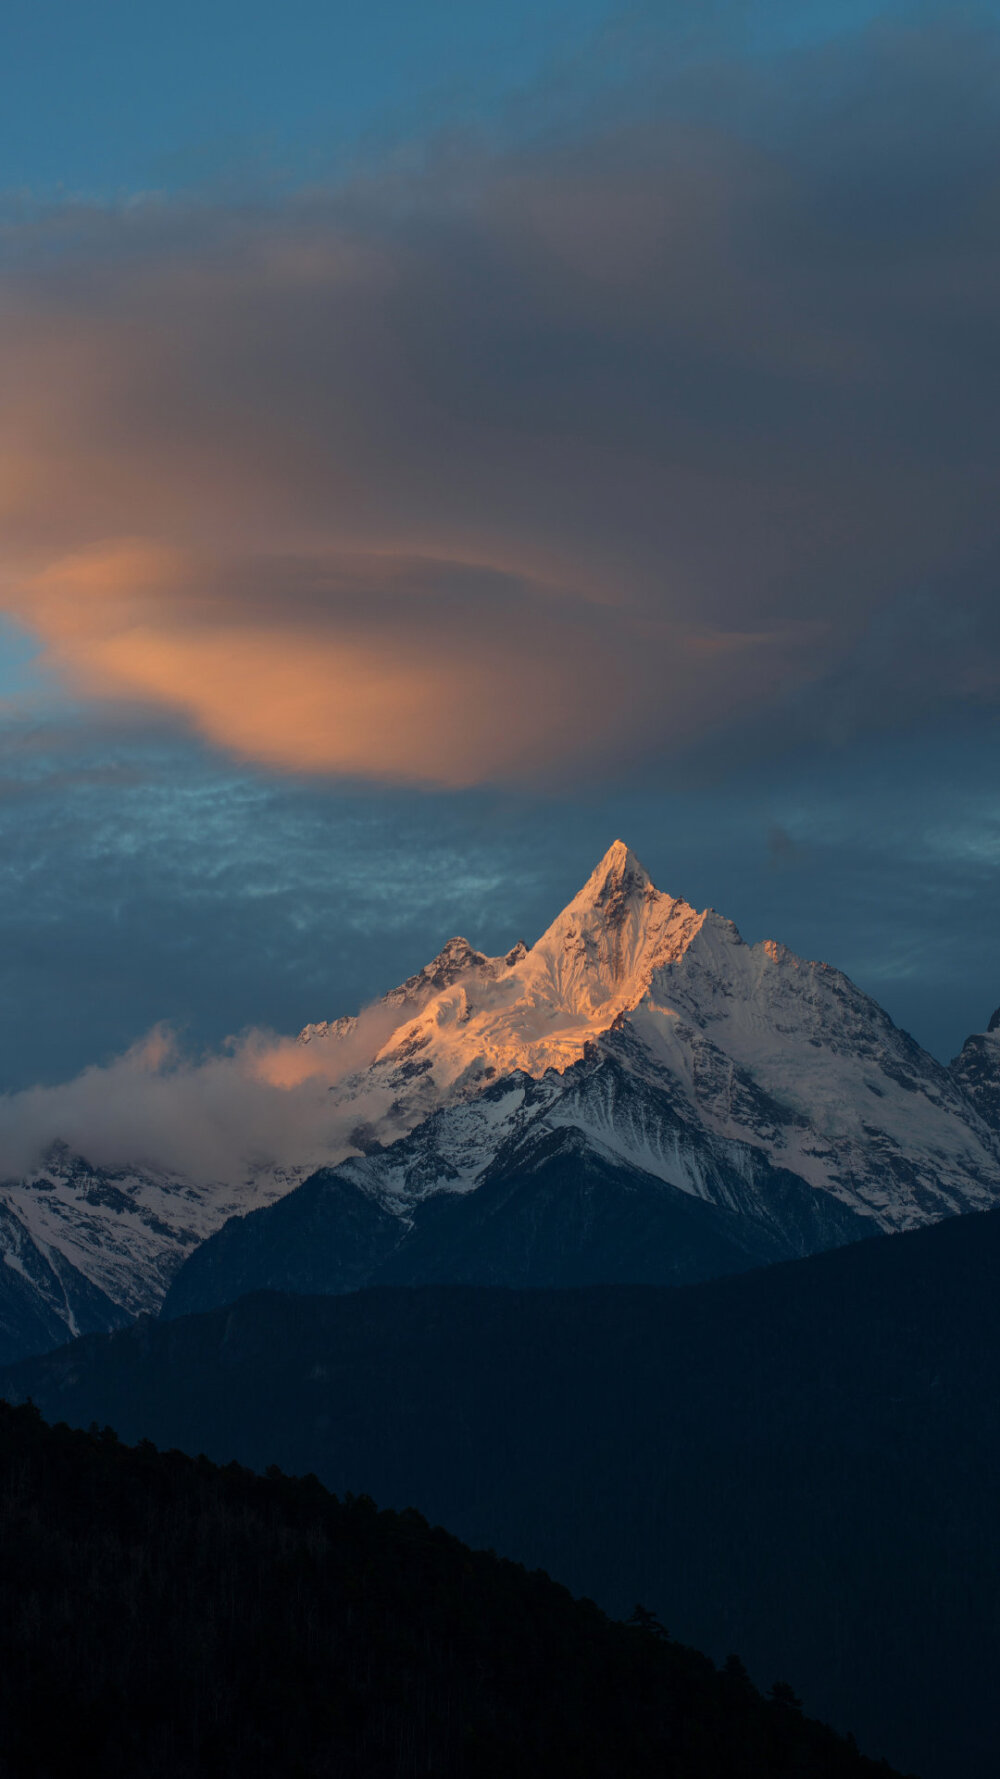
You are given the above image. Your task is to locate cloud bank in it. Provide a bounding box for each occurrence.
[0,1007,408,1182]
[2,14,999,785]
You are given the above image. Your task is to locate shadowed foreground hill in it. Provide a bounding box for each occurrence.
[9,1209,1000,1777]
[0,1402,902,1779]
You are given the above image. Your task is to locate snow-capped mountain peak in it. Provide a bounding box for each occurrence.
[572,837,653,905]
[8,838,1000,1363]
[299,933,528,1047]
[295,843,1000,1235]
[383,934,528,1008]
[351,844,711,1107]
[521,840,705,1018]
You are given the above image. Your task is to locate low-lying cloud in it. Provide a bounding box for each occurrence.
[0,1006,408,1183]
[2,13,999,784]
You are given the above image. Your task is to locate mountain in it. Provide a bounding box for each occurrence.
[0,1402,906,1779]
[949,1006,1000,1132]
[6,840,1000,1357]
[163,1066,871,1318]
[9,1208,1000,1779]
[0,1144,298,1365]
[166,840,1000,1318]
[306,841,1000,1234]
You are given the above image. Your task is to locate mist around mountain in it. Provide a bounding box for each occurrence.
[8,1205,1000,1779]
[0,1398,907,1779]
[4,842,1000,1361]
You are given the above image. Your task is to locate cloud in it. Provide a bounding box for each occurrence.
[0,1005,410,1182]
[12,539,821,784]
[1,13,999,783]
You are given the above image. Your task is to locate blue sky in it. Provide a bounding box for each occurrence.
[1,0,999,1091]
[1,0,895,198]
[1,0,599,193]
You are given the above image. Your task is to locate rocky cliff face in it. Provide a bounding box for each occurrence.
[949,1010,1000,1136]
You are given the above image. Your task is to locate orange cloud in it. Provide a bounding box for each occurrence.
[12,542,618,783]
[8,537,816,784]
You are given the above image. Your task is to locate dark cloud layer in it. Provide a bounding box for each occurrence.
[2,10,999,783]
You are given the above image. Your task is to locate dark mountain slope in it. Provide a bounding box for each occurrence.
[159,1169,405,1315]
[163,1125,812,1318]
[0,1201,130,1366]
[374,1125,788,1286]
[163,1093,872,1319]
[0,1400,901,1779]
[7,1210,1000,1777]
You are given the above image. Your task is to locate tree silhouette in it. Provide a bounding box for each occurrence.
[627,1603,668,1638]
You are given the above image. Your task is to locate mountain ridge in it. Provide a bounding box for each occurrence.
[4,840,1000,1358]
[10,1205,1000,1778]
[164,840,1000,1319]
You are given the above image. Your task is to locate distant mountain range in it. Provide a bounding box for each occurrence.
[8,1204,1000,1779]
[4,840,1000,1358]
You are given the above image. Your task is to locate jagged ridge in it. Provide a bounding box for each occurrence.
[7,841,1000,1358]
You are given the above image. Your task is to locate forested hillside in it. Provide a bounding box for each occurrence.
[0,1401,904,1779]
[9,1207,1000,1776]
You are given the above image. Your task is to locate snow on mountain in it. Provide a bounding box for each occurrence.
[621,925,1000,1228]
[0,1144,300,1363]
[324,842,704,1092]
[949,1009,1000,1136]
[305,843,711,1154]
[5,839,1000,1359]
[305,840,1000,1230]
[317,1046,872,1261]
[299,935,529,1048]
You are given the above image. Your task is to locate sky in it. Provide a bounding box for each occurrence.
[2,0,1000,1134]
